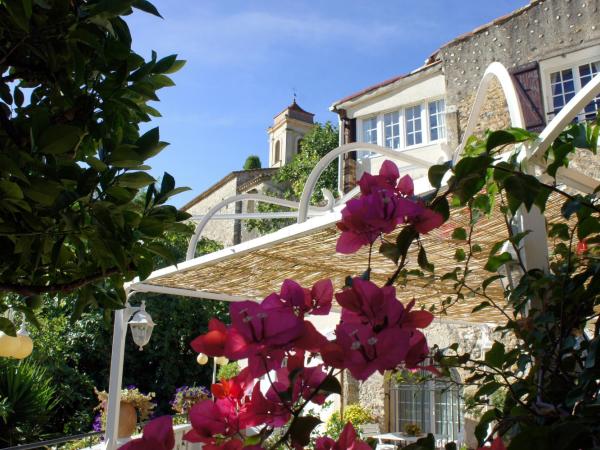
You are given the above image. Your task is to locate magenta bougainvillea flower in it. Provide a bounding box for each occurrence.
[191,280,330,378]
[119,416,174,450]
[324,278,433,379]
[315,422,371,450]
[279,278,334,316]
[337,160,443,254]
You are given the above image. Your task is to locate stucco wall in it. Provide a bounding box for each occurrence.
[441,0,600,147]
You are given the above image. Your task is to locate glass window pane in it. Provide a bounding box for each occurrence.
[428,99,445,141]
[579,61,600,121]
[405,105,422,146]
[384,111,400,149]
[362,117,378,145]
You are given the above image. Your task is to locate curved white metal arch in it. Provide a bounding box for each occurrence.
[452,61,526,164]
[527,71,600,193]
[186,191,334,260]
[296,142,435,223]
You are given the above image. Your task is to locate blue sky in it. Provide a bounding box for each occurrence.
[126,1,527,207]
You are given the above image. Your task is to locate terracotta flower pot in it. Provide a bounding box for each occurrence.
[118,401,138,438]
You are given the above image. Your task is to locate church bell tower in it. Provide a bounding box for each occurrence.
[268,99,315,168]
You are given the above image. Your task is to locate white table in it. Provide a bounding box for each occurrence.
[373,432,427,448]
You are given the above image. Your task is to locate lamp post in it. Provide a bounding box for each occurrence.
[104,299,155,450]
[196,353,229,385]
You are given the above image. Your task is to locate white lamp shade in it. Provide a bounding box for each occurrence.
[0,332,19,358]
[214,356,229,366]
[128,303,155,351]
[196,353,209,365]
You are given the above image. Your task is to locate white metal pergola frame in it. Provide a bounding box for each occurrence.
[102,63,600,450]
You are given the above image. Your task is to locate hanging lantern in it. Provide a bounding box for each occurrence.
[214,356,229,366]
[12,323,33,360]
[196,353,209,365]
[0,331,19,358]
[127,301,155,351]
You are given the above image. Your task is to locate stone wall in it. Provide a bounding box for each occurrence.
[186,177,238,247]
[441,0,600,147]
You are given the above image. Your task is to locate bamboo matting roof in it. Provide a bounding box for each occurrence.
[134,193,567,325]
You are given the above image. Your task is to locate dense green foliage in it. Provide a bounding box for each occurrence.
[0,0,190,333]
[243,155,262,170]
[324,404,375,441]
[246,121,338,234]
[0,359,58,446]
[217,361,240,381]
[19,230,227,442]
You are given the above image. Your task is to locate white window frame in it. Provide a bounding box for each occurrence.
[356,97,446,152]
[404,103,425,149]
[383,110,402,150]
[428,99,446,142]
[540,45,600,122]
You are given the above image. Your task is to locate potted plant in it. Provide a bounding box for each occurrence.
[95,386,156,439]
[170,385,210,417]
[404,423,423,437]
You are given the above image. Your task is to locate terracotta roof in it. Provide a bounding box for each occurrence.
[273,99,315,120]
[181,168,277,211]
[330,60,442,109]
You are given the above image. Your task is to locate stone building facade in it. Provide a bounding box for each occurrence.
[182,101,315,247]
[328,0,600,444]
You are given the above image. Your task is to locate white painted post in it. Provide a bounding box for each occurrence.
[104,307,132,450]
[513,206,549,274]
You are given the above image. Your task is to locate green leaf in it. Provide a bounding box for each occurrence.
[562,197,582,220]
[4,0,31,31]
[116,172,155,188]
[482,275,503,291]
[0,317,17,337]
[152,54,177,73]
[486,128,535,152]
[163,59,186,74]
[132,0,162,17]
[318,375,342,396]
[503,174,540,213]
[160,172,175,195]
[454,248,466,262]
[476,381,502,398]
[578,217,600,240]
[484,341,505,368]
[486,129,518,152]
[475,409,500,445]
[451,227,467,241]
[0,181,24,200]
[380,242,400,265]
[428,162,451,189]
[430,196,450,222]
[472,301,491,313]
[418,246,434,272]
[548,223,570,240]
[289,416,321,447]
[484,252,513,272]
[547,142,573,177]
[39,125,83,155]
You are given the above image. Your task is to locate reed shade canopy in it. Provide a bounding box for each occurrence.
[128,189,570,325]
